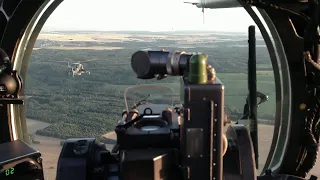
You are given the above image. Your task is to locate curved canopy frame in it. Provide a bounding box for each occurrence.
[241,5,292,174]
[0,0,318,178]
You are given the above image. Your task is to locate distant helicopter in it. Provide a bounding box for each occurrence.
[67,61,90,77]
[43,58,130,78]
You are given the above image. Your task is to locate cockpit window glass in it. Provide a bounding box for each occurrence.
[24,1,276,179]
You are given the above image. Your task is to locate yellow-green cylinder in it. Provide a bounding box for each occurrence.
[188,54,208,84]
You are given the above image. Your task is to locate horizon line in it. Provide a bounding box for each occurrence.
[41,29,261,34]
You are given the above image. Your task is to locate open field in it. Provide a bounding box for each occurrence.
[34,46,123,50]
[27,119,61,180]
[38,33,134,42]
[37,32,218,43]
[28,122,59,180]
[35,31,266,52]
[27,119,115,180]
[27,119,50,134]
[29,135,61,180]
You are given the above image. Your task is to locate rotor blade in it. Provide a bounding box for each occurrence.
[24,95,32,99]
[83,58,98,62]
[42,60,69,63]
[183,1,199,5]
[65,57,73,61]
[115,63,129,65]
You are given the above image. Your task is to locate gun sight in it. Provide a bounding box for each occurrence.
[131,50,193,79]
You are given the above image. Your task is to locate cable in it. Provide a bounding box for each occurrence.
[296,88,320,177]
[250,0,310,22]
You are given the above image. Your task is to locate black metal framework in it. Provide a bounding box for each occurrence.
[0,0,319,178]
[244,2,320,177]
[0,0,47,143]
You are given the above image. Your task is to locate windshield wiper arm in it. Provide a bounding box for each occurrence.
[132,94,151,109]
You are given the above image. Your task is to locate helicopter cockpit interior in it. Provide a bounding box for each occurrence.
[0,0,320,179]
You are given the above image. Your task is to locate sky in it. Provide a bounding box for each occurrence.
[43,0,256,32]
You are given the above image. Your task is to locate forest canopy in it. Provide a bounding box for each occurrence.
[26,31,275,139]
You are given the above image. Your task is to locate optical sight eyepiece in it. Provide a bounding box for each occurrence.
[131,50,192,79]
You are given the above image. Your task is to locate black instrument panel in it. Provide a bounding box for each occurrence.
[0,140,44,180]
